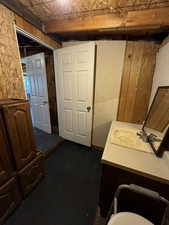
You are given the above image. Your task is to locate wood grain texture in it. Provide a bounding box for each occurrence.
[0,0,42,30]
[45,7,169,33]
[18,154,43,197]
[0,4,25,99]
[15,14,60,48]
[146,88,169,132]
[0,177,21,225]
[45,54,58,132]
[117,41,157,124]
[2,101,36,170]
[15,0,169,21]
[0,3,59,100]
[45,13,125,33]
[126,7,169,27]
[0,113,14,186]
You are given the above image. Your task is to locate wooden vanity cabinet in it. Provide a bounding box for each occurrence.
[18,153,44,197]
[2,101,36,170]
[0,177,21,225]
[0,99,44,224]
[0,114,13,186]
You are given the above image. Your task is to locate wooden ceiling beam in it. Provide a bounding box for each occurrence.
[0,0,43,30]
[45,7,169,33]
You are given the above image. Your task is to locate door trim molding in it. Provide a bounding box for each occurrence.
[16,26,55,50]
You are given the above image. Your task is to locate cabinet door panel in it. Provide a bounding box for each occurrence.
[0,113,13,186]
[3,102,36,170]
[18,154,43,197]
[0,177,21,225]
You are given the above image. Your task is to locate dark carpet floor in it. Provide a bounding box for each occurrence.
[5,141,102,225]
[33,128,62,153]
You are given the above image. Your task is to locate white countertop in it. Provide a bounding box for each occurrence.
[102,121,169,184]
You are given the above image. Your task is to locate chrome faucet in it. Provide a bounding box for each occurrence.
[137,130,148,142]
[137,131,161,143]
[148,133,161,142]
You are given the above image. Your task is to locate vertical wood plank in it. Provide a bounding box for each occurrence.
[133,42,157,123]
[124,41,144,122]
[117,41,157,124]
[45,54,58,132]
[117,41,133,121]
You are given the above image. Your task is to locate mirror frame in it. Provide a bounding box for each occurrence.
[142,86,169,157]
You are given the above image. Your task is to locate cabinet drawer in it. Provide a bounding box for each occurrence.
[18,154,44,197]
[0,177,21,225]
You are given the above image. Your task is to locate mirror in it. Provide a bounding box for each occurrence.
[142,86,169,157]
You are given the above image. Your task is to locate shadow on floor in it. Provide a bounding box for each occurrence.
[33,128,62,153]
[5,141,102,225]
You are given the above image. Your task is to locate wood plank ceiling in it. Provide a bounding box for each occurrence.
[16,0,169,22]
[2,0,169,41]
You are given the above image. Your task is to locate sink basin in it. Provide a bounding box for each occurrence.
[110,126,152,153]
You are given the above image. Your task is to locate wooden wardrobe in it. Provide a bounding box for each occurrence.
[0,99,43,224]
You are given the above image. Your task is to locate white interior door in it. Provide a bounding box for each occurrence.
[54,42,95,146]
[24,53,51,133]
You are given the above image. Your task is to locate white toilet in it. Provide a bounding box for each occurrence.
[106,184,169,225]
[107,212,154,225]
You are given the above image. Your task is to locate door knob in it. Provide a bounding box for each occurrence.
[43,101,48,104]
[86,106,91,112]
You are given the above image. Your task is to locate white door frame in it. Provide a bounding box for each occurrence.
[15,25,57,131]
[16,26,56,50]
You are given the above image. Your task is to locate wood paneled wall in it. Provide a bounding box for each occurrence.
[0,4,25,99]
[117,41,158,124]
